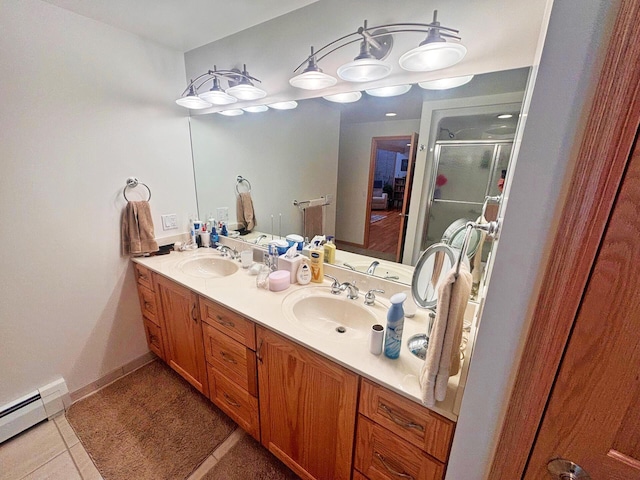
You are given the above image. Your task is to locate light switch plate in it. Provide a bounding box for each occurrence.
[161,214,178,230]
[216,207,229,224]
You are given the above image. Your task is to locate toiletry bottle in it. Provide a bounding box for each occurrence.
[221,222,228,236]
[296,259,311,285]
[309,247,324,283]
[324,236,336,264]
[384,292,407,359]
[210,223,219,244]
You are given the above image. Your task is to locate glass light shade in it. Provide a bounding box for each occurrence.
[418,75,474,90]
[225,84,267,101]
[175,95,211,109]
[322,91,362,103]
[199,89,237,105]
[242,105,269,113]
[218,109,244,116]
[268,101,298,110]
[365,84,412,97]
[289,71,337,90]
[399,42,467,72]
[337,58,392,82]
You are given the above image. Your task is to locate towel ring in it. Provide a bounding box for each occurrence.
[235,175,251,194]
[123,177,151,202]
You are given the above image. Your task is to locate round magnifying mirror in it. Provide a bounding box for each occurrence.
[411,243,456,309]
[442,218,482,259]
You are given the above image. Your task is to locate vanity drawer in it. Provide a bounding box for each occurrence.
[207,365,259,440]
[134,264,153,291]
[200,297,256,350]
[359,379,454,463]
[137,284,158,325]
[355,416,444,480]
[353,470,369,480]
[203,323,257,396]
[143,317,164,360]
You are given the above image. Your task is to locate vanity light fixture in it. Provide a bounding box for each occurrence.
[497,113,514,119]
[365,84,412,97]
[242,105,269,113]
[268,101,298,110]
[290,10,465,90]
[176,64,265,109]
[418,74,474,90]
[218,109,244,116]
[322,91,362,103]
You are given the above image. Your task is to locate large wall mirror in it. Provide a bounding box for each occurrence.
[190,67,529,286]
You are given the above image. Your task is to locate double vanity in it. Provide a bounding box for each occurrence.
[132,241,477,480]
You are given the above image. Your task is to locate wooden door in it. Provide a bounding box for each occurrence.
[524,133,640,478]
[154,274,209,396]
[256,326,358,480]
[396,132,418,262]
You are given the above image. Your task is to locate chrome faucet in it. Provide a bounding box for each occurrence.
[254,234,267,244]
[339,282,359,300]
[324,274,341,295]
[216,244,238,259]
[364,289,385,306]
[366,261,380,275]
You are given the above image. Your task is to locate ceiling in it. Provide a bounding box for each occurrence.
[41,0,321,52]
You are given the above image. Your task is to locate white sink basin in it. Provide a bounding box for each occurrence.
[342,261,413,284]
[176,253,239,278]
[282,286,387,342]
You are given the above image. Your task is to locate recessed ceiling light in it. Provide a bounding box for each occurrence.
[497,114,513,119]
[386,112,397,117]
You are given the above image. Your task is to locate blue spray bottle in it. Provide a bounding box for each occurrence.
[384,293,407,359]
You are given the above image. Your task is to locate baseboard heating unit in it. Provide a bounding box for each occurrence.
[0,378,69,444]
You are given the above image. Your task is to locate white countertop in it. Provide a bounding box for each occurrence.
[133,248,475,421]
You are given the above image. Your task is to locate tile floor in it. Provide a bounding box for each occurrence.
[0,416,247,480]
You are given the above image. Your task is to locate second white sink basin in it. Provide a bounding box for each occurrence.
[281,286,387,342]
[176,253,239,278]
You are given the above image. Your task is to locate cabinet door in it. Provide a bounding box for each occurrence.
[257,326,358,480]
[154,274,208,397]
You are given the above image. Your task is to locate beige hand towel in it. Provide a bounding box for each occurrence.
[472,214,487,287]
[303,205,323,239]
[121,201,158,256]
[236,192,256,231]
[420,262,472,406]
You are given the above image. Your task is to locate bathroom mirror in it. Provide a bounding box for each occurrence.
[411,243,456,309]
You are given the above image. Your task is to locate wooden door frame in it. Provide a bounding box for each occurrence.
[489,1,640,477]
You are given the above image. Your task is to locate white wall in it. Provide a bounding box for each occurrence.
[336,120,420,244]
[0,0,195,404]
[445,1,620,477]
[190,100,340,236]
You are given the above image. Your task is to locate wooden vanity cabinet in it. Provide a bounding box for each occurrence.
[200,297,260,440]
[256,326,359,480]
[153,274,209,397]
[134,264,165,360]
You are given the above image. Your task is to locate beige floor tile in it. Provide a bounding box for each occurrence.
[211,428,245,461]
[186,455,219,480]
[0,421,66,480]
[22,451,81,480]
[53,415,78,448]
[69,443,102,480]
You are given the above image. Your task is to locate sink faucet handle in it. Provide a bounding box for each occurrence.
[324,274,341,294]
[364,289,385,306]
[339,281,359,300]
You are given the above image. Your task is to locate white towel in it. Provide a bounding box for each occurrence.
[420,262,472,406]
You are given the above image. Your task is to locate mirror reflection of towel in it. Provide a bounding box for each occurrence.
[121,201,158,255]
[303,205,323,239]
[236,192,256,231]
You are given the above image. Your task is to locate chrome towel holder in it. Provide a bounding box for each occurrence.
[236,175,252,194]
[123,177,151,202]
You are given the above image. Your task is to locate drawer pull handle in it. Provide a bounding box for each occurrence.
[256,339,264,364]
[220,351,237,364]
[374,452,414,480]
[139,274,148,280]
[144,302,153,310]
[191,304,198,323]
[216,316,235,328]
[223,392,241,407]
[379,403,424,432]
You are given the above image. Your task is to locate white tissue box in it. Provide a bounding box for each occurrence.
[278,254,303,284]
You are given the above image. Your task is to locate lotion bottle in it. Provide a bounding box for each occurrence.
[384,292,407,359]
[309,247,324,283]
[296,259,311,285]
[324,236,336,264]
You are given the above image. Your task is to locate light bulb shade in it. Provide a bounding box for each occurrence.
[365,84,412,97]
[399,42,467,72]
[322,91,362,103]
[199,89,237,105]
[268,101,298,110]
[418,75,474,90]
[175,88,212,109]
[218,109,244,116]
[337,58,392,82]
[289,71,338,90]
[226,84,267,101]
[242,105,269,113]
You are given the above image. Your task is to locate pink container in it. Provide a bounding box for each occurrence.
[268,270,290,292]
